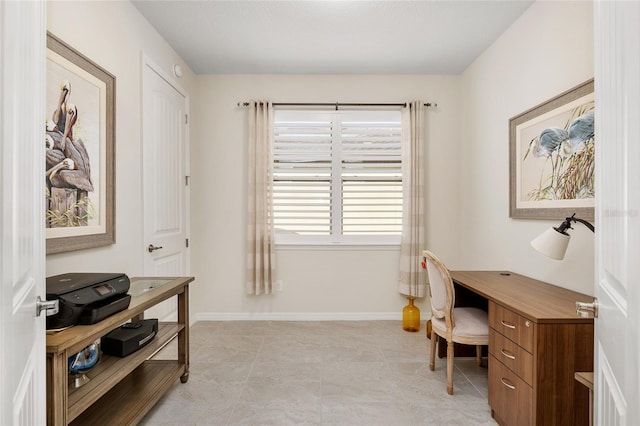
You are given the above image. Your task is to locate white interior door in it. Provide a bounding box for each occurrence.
[594,1,640,424]
[142,57,190,320]
[0,1,46,424]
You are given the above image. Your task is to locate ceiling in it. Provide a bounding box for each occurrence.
[131,0,534,75]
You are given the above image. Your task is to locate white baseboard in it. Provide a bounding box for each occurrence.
[194,311,401,322]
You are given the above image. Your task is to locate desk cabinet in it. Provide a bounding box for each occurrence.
[46,276,194,425]
[488,353,532,426]
[451,271,594,426]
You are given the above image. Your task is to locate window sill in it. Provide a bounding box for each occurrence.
[275,243,401,251]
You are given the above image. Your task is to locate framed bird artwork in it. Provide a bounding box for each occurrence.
[509,79,594,221]
[45,32,115,254]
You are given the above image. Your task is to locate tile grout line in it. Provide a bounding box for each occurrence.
[224,332,265,424]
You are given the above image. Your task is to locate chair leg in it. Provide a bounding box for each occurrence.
[476,345,483,366]
[429,329,437,371]
[447,340,454,395]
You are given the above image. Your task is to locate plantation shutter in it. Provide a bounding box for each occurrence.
[273,113,332,235]
[273,109,402,243]
[341,118,402,235]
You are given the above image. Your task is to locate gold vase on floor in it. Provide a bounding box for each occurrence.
[402,297,420,332]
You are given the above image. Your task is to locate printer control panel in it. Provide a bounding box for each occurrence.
[94,284,115,296]
[60,286,113,305]
[56,276,130,307]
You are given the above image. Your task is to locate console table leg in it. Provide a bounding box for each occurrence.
[178,285,190,383]
[47,353,68,426]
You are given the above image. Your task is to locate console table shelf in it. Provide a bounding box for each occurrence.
[46,276,194,426]
[70,360,185,425]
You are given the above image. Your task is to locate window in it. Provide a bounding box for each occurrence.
[273,109,403,245]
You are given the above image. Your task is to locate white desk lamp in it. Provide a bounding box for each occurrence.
[531,213,595,260]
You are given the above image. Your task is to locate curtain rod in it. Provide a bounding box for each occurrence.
[236,101,437,109]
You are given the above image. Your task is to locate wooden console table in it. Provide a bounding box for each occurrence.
[450,271,594,426]
[46,276,194,425]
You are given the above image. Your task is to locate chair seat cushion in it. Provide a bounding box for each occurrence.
[431,307,489,340]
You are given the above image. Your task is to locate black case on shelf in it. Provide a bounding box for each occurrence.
[100,319,158,357]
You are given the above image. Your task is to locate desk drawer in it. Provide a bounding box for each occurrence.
[489,355,533,426]
[489,330,533,386]
[489,302,535,353]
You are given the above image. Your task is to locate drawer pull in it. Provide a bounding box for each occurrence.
[500,349,516,360]
[500,320,516,329]
[500,377,516,390]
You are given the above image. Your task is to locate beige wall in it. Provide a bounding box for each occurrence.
[191,75,462,318]
[45,0,595,321]
[46,2,196,276]
[459,1,595,295]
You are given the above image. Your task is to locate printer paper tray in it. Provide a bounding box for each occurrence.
[78,294,132,325]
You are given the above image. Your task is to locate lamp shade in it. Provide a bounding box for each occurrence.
[531,227,570,260]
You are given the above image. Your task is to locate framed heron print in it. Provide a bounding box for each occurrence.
[45,32,115,254]
[509,79,594,221]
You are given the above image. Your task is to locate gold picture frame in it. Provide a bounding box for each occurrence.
[46,32,115,254]
[509,79,594,221]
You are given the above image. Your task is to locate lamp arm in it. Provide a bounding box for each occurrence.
[572,217,595,233]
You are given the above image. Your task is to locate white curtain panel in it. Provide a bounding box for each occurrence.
[246,100,277,295]
[398,101,426,298]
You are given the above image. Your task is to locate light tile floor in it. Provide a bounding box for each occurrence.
[141,321,497,425]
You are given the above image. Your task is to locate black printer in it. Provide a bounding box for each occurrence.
[46,273,131,330]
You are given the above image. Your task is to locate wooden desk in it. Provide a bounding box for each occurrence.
[450,271,594,426]
[46,276,194,425]
[575,372,594,426]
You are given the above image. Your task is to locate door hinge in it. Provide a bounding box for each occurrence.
[186,238,189,248]
[185,176,190,186]
[185,114,188,124]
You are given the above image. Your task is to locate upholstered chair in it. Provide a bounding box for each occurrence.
[423,250,489,395]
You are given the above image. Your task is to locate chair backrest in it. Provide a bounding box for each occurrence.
[423,250,455,328]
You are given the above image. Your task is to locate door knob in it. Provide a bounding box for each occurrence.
[36,296,59,317]
[576,299,598,318]
[148,244,164,253]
